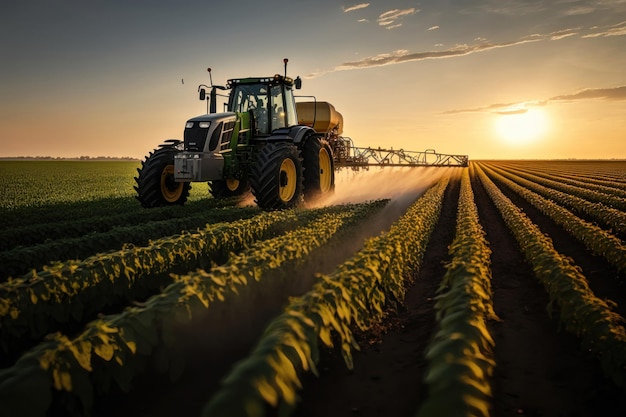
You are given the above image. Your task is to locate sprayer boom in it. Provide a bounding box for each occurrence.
[332,137,468,168]
[340,146,468,168]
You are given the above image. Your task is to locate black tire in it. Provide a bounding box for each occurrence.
[209,179,251,199]
[250,142,303,210]
[134,143,190,207]
[302,136,335,202]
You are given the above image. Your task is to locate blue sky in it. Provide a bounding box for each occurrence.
[1,0,626,159]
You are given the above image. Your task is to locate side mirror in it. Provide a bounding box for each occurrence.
[295,76,302,90]
[199,89,206,100]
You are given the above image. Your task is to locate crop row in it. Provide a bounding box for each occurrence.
[0,196,135,231]
[477,162,626,276]
[475,163,626,387]
[487,163,626,211]
[0,203,380,362]
[0,209,292,360]
[492,162,626,193]
[0,197,241,252]
[201,175,450,416]
[499,162,626,198]
[479,162,626,239]
[0,205,261,280]
[0,200,388,417]
[416,167,495,417]
[488,160,626,181]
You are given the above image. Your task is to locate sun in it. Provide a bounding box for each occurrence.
[494,109,549,144]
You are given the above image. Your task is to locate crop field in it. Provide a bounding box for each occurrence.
[1,159,626,417]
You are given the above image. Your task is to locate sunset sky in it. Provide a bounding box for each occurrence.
[2,0,625,160]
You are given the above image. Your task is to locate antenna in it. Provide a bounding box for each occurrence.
[207,67,213,87]
[283,58,288,77]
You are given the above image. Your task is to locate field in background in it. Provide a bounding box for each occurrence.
[0,161,212,210]
[1,160,626,417]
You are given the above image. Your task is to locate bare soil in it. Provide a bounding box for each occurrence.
[92,171,626,417]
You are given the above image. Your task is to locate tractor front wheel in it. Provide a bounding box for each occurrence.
[250,142,303,210]
[209,179,251,199]
[134,143,190,207]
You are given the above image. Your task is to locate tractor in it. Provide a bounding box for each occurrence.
[134,59,468,210]
[134,59,334,210]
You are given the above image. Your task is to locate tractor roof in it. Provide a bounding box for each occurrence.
[227,74,296,88]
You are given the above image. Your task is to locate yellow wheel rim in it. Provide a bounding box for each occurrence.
[161,165,184,202]
[278,158,297,202]
[319,147,332,193]
[226,178,240,192]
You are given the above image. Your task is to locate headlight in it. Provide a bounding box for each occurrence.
[185,122,194,128]
[199,122,210,128]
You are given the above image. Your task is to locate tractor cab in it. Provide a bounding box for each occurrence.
[226,75,301,135]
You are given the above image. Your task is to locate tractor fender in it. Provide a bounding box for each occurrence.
[158,139,184,149]
[265,125,318,145]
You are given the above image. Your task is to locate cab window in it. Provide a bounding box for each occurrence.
[270,85,286,129]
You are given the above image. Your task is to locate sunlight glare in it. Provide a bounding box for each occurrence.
[494,109,549,145]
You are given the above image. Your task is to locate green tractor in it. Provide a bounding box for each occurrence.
[134,60,335,210]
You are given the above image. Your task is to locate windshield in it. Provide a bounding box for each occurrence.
[229,84,269,134]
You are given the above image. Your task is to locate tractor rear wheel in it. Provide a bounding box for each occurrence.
[302,137,335,202]
[209,179,250,199]
[250,142,303,210]
[134,142,190,207]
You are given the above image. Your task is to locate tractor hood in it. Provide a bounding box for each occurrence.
[184,112,237,152]
[186,112,235,123]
